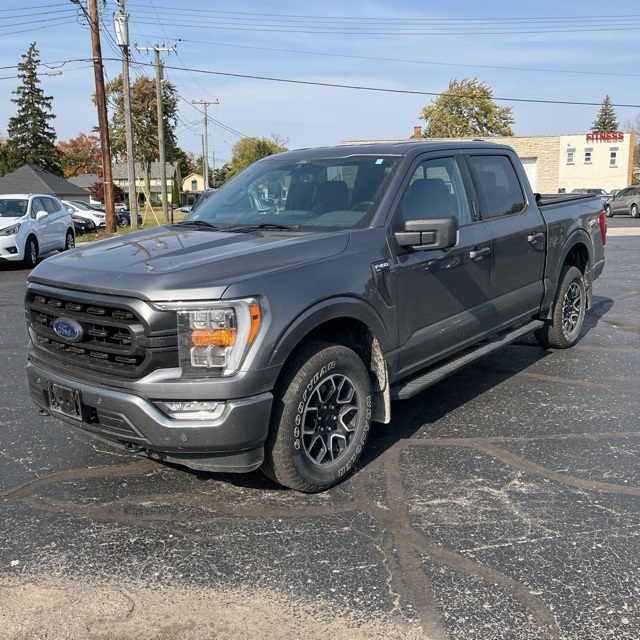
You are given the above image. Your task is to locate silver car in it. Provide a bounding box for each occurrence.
[605,186,640,218]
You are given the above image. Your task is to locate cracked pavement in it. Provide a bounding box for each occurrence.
[1,218,639,639]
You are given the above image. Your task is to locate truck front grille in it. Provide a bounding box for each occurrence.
[26,287,178,380]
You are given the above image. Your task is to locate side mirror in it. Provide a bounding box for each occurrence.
[35,210,48,221]
[395,217,458,250]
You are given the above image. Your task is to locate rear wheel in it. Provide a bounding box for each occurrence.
[631,203,639,218]
[535,265,585,349]
[605,204,612,218]
[22,236,38,268]
[262,342,372,492]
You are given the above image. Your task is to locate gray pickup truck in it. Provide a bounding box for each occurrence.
[25,141,606,492]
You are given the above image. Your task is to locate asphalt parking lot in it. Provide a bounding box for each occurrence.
[1,217,639,640]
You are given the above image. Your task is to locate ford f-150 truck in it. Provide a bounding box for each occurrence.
[25,141,606,492]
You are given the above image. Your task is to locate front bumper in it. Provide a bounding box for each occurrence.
[26,361,273,473]
[0,235,23,262]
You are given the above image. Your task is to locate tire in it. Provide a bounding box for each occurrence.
[22,236,38,269]
[605,204,612,218]
[63,230,75,251]
[116,214,129,228]
[261,342,373,493]
[535,265,586,349]
[631,204,639,218]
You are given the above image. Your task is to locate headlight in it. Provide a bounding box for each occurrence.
[1,223,21,236]
[153,298,262,377]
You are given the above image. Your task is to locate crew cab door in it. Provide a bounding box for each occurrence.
[391,154,493,379]
[29,197,54,252]
[464,153,546,326]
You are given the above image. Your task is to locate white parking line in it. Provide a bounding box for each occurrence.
[606,228,640,236]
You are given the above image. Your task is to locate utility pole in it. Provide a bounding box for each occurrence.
[192,99,219,190]
[114,0,139,230]
[72,0,116,232]
[137,43,175,224]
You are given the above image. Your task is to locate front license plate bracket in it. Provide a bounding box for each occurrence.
[48,383,83,420]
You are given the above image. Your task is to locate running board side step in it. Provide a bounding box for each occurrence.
[390,320,544,401]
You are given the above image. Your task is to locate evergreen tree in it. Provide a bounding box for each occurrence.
[591,96,619,132]
[7,43,60,174]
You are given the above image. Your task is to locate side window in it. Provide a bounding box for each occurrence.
[467,155,526,219]
[30,198,46,218]
[42,198,59,214]
[398,157,472,226]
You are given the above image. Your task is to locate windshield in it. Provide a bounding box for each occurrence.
[0,198,28,218]
[183,154,400,232]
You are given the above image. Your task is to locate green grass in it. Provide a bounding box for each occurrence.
[76,209,185,244]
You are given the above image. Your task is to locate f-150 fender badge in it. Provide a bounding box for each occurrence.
[371,261,392,305]
[52,318,84,342]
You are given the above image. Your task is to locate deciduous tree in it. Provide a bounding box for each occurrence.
[105,75,179,202]
[6,42,60,174]
[227,135,288,179]
[57,133,102,178]
[89,180,123,204]
[419,78,514,138]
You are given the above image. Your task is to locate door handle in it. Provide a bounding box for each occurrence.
[469,246,491,260]
[527,232,544,242]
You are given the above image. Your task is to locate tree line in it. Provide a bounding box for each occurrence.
[1,43,636,197]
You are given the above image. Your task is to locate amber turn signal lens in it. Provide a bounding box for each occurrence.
[191,328,236,347]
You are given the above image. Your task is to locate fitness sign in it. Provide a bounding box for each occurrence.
[585,131,624,142]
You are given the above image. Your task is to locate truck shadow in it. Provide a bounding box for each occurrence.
[179,300,614,492]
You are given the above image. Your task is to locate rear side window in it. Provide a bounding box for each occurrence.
[467,155,526,219]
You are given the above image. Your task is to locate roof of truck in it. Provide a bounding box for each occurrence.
[266,139,512,162]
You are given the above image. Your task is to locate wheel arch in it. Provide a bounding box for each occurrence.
[268,299,392,424]
[540,233,592,320]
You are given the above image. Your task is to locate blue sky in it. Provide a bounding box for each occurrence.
[1,1,639,169]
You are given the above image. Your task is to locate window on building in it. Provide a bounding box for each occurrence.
[610,148,618,167]
[566,148,575,165]
[191,179,198,190]
[584,148,592,164]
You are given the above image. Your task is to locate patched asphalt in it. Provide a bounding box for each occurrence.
[1,217,639,639]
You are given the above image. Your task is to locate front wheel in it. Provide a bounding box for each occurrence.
[631,203,639,218]
[535,265,586,349]
[63,230,75,251]
[116,214,129,228]
[605,204,612,218]
[22,236,38,268]
[262,342,373,492]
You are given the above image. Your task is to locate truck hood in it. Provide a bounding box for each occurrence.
[28,225,350,300]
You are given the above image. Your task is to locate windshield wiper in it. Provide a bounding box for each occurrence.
[177,220,221,231]
[224,223,300,233]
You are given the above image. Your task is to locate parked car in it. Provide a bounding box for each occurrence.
[115,209,143,227]
[71,214,97,236]
[0,194,75,268]
[571,188,610,205]
[61,200,106,228]
[604,186,640,218]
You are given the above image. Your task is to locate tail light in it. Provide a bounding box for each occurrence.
[598,210,607,246]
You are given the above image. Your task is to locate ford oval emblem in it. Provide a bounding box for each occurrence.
[52,318,84,343]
